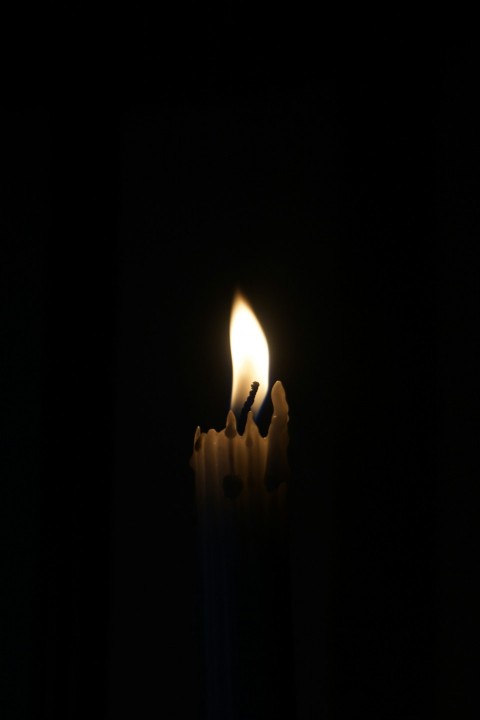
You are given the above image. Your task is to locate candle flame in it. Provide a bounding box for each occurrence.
[230,291,269,416]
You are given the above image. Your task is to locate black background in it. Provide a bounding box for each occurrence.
[1,17,478,720]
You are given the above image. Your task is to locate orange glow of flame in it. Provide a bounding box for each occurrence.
[229,290,269,416]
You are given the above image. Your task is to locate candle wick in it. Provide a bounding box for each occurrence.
[238,381,259,435]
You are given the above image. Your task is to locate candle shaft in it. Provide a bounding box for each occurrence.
[191,382,296,720]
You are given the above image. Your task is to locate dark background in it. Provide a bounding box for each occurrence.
[1,19,478,720]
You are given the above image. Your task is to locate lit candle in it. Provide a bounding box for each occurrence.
[190,291,295,720]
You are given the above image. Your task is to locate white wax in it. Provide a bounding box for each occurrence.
[191,381,292,718]
[190,380,289,508]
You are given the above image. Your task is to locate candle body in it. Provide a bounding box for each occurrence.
[191,381,295,720]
